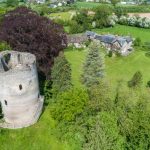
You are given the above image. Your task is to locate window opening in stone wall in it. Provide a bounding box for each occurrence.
[18,54,21,63]
[1,53,11,71]
[4,53,11,65]
[4,100,7,106]
[19,84,23,90]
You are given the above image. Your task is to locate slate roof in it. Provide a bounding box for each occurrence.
[68,31,133,49]
[85,31,96,37]
[117,37,127,46]
[94,34,132,46]
[98,35,116,44]
[85,31,133,47]
[124,36,132,43]
[67,34,88,44]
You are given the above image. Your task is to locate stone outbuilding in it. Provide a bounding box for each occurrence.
[67,34,89,48]
[0,51,44,129]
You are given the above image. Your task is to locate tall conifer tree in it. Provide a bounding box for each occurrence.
[82,42,105,87]
[51,52,72,97]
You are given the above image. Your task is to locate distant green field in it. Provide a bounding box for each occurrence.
[75,2,102,9]
[75,2,150,12]
[49,11,75,21]
[65,25,150,87]
[116,4,150,13]
[93,25,150,43]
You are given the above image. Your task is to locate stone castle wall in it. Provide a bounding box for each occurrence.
[0,51,44,129]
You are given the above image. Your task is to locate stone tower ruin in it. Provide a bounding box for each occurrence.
[0,51,44,129]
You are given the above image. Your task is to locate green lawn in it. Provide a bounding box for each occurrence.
[65,49,150,88]
[0,2,6,7]
[65,49,86,87]
[93,25,150,43]
[105,50,150,86]
[0,108,72,150]
[74,2,150,12]
[49,11,75,21]
[1,25,150,150]
[65,25,150,88]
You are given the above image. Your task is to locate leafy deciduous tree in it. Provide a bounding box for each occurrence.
[0,42,11,51]
[0,7,67,79]
[83,112,125,150]
[87,82,113,115]
[134,37,141,46]
[69,21,84,34]
[50,88,88,122]
[94,6,112,28]
[128,71,143,88]
[6,0,19,7]
[114,87,150,150]
[111,0,120,6]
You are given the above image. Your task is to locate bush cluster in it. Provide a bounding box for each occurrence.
[69,6,117,34]
[54,19,71,26]
[69,9,92,34]
[128,71,143,88]
[49,43,150,149]
[134,37,141,46]
[0,42,11,51]
[50,74,150,150]
[118,15,150,29]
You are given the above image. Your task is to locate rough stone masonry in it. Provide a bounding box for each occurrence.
[0,51,44,129]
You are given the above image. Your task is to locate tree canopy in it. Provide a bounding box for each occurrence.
[51,52,72,97]
[6,0,19,7]
[0,6,67,79]
[128,71,143,88]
